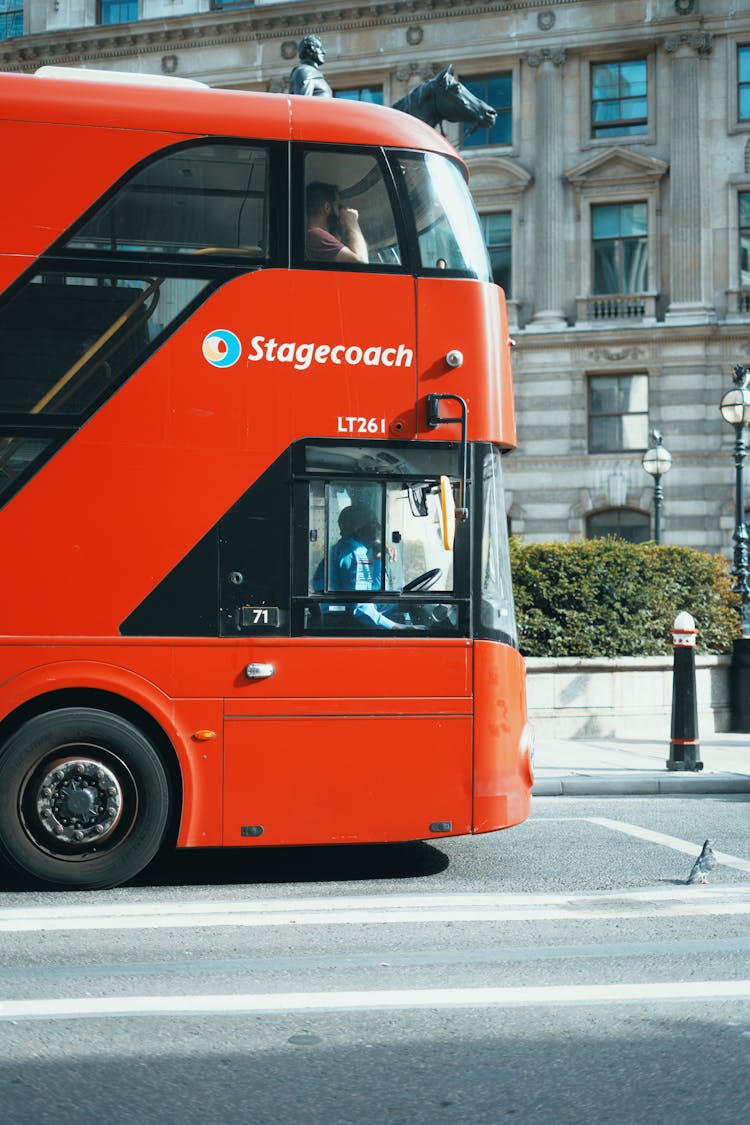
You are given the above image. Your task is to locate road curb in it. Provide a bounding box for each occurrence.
[533,773,750,796]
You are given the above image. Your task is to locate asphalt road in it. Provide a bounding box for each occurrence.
[1,794,749,1124]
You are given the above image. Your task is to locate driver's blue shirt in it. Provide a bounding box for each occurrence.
[326,536,397,630]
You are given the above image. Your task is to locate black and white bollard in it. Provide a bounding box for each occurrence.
[667,611,703,771]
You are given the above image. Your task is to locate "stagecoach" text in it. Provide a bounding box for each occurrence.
[246,336,414,372]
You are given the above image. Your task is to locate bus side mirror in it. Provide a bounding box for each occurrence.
[440,475,456,551]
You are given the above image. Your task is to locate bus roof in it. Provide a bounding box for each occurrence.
[0,70,461,162]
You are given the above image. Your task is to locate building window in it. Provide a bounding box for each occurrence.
[588,374,648,453]
[210,0,255,8]
[97,0,138,23]
[592,202,647,294]
[591,60,648,138]
[0,0,23,39]
[461,74,512,148]
[741,192,750,292]
[740,46,750,122]
[480,213,511,296]
[586,509,650,543]
[334,87,383,105]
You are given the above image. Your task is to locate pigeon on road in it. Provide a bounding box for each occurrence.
[687,839,716,884]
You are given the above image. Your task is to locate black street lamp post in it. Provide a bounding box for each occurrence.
[641,430,672,544]
[719,363,750,731]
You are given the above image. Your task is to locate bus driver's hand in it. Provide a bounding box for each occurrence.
[338,207,360,230]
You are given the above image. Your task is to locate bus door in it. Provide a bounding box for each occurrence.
[220,440,473,848]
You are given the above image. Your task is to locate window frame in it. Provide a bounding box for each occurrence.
[580,51,655,150]
[96,0,139,26]
[739,44,750,125]
[291,438,471,638]
[590,58,648,141]
[59,137,285,270]
[724,180,750,316]
[729,41,750,135]
[479,211,512,297]
[585,507,651,543]
[458,71,513,151]
[591,201,649,297]
[587,373,649,455]
[333,86,384,105]
[566,149,666,323]
[291,142,411,275]
[0,0,23,40]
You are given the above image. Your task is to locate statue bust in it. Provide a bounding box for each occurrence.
[288,35,333,98]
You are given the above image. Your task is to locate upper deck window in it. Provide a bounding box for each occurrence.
[65,142,270,262]
[397,153,491,280]
[303,149,402,268]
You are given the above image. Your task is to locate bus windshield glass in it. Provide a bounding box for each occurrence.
[396,152,491,279]
[302,442,465,635]
[479,446,517,645]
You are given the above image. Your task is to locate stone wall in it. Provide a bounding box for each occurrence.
[525,654,731,740]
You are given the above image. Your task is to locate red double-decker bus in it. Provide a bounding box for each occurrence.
[0,68,532,889]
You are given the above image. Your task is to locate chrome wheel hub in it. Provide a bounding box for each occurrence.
[35,757,123,845]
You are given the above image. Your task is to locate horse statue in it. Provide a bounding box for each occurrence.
[393,65,497,135]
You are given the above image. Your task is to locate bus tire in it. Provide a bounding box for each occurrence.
[0,707,171,890]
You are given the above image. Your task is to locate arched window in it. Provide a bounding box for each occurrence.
[586,508,650,543]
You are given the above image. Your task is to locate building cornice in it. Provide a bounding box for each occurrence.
[0,1,584,70]
[2,0,732,73]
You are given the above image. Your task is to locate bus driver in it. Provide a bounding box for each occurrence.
[305,182,369,264]
[318,504,408,631]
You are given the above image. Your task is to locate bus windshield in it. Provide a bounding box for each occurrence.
[302,441,465,635]
[397,152,492,279]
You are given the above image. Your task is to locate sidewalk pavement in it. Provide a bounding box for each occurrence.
[532,733,750,796]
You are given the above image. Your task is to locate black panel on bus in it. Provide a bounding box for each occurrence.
[119,448,292,638]
[218,449,292,637]
[119,528,219,637]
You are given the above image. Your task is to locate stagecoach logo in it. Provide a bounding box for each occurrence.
[202,329,242,368]
[201,329,415,372]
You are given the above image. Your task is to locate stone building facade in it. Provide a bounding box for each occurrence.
[2,0,750,553]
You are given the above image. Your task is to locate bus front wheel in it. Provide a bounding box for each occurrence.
[0,707,171,890]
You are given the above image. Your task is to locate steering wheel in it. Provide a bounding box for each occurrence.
[402,567,443,593]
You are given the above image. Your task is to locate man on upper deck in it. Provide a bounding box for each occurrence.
[305,182,368,264]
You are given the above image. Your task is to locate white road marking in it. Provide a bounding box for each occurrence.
[588,817,750,873]
[2,980,750,1021]
[2,886,750,932]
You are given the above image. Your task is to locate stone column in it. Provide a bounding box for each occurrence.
[526,48,568,331]
[664,31,715,324]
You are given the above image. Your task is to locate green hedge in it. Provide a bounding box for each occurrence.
[509,537,740,657]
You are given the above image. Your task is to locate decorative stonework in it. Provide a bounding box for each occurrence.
[406,26,423,46]
[527,47,566,68]
[537,11,555,31]
[395,60,439,84]
[663,31,713,56]
[566,146,669,196]
[587,347,646,363]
